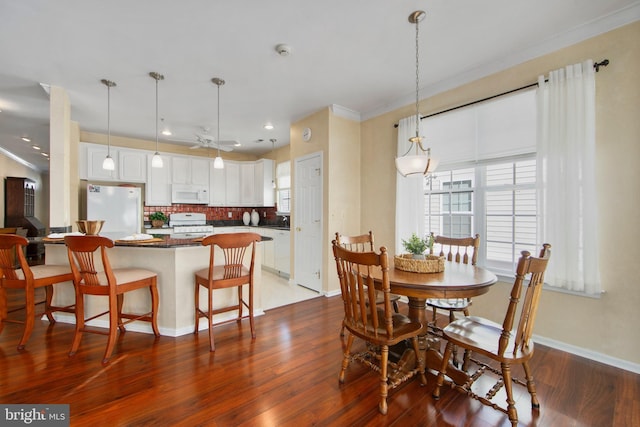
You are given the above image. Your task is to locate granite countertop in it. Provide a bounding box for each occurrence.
[44,234,272,249]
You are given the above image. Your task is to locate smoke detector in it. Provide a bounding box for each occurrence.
[275,44,291,56]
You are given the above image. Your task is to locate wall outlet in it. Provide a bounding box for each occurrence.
[263,211,266,217]
[228,212,232,218]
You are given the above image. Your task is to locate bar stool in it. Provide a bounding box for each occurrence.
[64,235,160,364]
[0,234,74,350]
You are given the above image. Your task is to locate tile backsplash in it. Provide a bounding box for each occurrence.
[144,205,286,224]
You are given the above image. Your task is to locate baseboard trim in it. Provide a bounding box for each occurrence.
[532,334,640,374]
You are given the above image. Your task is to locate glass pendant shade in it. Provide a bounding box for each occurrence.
[213,155,224,169]
[151,152,163,168]
[395,153,438,177]
[102,155,115,171]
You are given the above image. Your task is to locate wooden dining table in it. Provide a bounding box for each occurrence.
[370,260,498,384]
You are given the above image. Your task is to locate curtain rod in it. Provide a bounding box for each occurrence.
[393,59,609,128]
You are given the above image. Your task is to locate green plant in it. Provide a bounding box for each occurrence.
[149,211,168,222]
[401,233,434,255]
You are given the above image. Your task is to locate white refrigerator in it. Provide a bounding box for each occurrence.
[86,184,142,240]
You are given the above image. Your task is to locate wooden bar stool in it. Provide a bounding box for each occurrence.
[64,235,160,364]
[0,234,74,350]
[194,232,261,352]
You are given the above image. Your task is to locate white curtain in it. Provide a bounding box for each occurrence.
[536,59,600,294]
[395,115,425,254]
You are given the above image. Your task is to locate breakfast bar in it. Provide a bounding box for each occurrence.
[44,235,264,337]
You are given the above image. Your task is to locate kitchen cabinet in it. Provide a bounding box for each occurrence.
[172,156,209,186]
[216,160,274,207]
[260,228,275,269]
[145,154,172,206]
[240,162,256,206]
[254,159,275,207]
[82,143,146,183]
[85,144,119,181]
[118,150,147,182]
[273,229,290,276]
[209,165,226,206]
[224,161,241,206]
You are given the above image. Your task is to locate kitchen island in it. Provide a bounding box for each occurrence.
[45,235,265,337]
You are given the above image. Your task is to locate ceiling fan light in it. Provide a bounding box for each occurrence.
[213,156,224,169]
[103,155,115,171]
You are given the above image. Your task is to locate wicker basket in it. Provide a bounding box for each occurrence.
[394,254,445,273]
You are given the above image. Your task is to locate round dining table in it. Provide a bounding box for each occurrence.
[369,260,498,383]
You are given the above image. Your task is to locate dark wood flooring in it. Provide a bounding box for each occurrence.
[1,287,639,426]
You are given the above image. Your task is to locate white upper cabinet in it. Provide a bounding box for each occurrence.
[118,150,147,182]
[82,143,146,183]
[224,161,241,206]
[255,159,275,207]
[240,162,256,206]
[146,155,172,206]
[213,159,274,207]
[84,143,119,181]
[209,163,226,206]
[172,156,209,186]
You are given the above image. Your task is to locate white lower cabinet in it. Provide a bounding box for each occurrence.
[260,229,275,269]
[273,229,290,275]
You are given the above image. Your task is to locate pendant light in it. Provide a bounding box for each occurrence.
[211,77,225,169]
[149,72,164,168]
[101,79,116,171]
[395,10,439,177]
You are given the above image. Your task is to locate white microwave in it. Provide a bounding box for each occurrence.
[171,184,208,204]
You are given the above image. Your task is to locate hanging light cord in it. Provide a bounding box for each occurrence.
[414,12,420,141]
[107,82,112,155]
[216,82,221,158]
[155,78,158,150]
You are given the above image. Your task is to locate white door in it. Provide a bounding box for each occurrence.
[294,152,322,293]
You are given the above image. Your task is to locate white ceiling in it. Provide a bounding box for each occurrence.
[1,0,638,171]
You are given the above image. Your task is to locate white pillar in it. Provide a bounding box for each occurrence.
[49,85,71,231]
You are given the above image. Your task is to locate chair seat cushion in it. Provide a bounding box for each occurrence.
[442,316,533,362]
[80,268,156,287]
[11,264,71,281]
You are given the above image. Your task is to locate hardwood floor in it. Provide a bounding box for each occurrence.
[1,287,639,426]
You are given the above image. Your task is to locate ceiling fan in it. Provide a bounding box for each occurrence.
[188,133,238,151]
[181,127,239,151]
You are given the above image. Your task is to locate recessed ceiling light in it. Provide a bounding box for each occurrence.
[21,137,31,142]
[162,129,172,136]
[263,123,274,130]
[234,142,241,147]
[32,145,41,150]
[41,152,49,157]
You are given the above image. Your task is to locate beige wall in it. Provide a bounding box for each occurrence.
[361,21,640,365]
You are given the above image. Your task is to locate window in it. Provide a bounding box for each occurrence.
[276,161,291,213]
[424,158,537,276]
[417,89,538,276]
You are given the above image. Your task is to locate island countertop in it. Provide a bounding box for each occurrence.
[41,233,272,248]
[45,234,265,337]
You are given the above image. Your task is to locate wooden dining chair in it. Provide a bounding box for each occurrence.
[335,232,401,336]
[432,244,551,427]
[332,240,426,415]
[0,234,75,350]
[64,235,160,364]
[194,232,261,352]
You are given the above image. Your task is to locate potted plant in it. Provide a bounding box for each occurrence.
[149,211,168,229]
[401,233,434,259]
